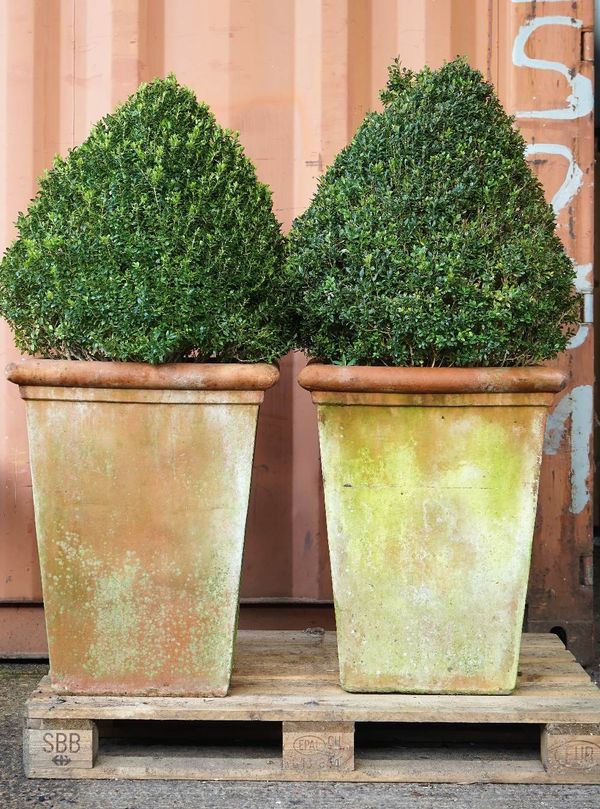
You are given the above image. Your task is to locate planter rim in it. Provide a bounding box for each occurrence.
[298,363,566,394]
[6,359,279,391]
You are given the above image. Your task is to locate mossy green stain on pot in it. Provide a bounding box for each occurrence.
[26,393,259,696]
[317,399,548,694]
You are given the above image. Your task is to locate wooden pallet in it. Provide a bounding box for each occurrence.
[24,630,600,783]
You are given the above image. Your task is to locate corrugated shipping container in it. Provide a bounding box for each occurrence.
[0,0,594,661]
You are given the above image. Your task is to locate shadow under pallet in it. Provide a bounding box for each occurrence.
[23,630,600,784]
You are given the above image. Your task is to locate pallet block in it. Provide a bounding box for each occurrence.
[23,630,600,783]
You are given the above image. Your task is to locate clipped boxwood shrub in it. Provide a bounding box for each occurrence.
[0,75,291,363]
[285,58,579,367]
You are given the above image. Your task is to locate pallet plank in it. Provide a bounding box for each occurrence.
[23,631,600,784]
[541,722,600,782]
[283,721,354,772]
[25,690,600,725]
[24,751,600,784]
[24,719,98,775]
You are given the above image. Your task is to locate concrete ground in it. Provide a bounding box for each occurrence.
[2,663,600,809]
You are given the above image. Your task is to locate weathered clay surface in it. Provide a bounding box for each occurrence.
[299,364,566,394]
[11,361,277,696]
[307,365,556,694]
[7,359,279,391]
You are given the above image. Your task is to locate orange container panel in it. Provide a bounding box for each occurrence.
[0,0,593,661]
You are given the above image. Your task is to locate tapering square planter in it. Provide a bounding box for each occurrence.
[299,364,565,694]
[8,359,278,697]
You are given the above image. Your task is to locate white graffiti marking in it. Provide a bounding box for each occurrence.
[524,143,583,216]
[568,325,589,350]
[568,263,593,348]
[512,16,593,119]
[543,385,593,513]
[574,262,593,294]
[513,8,593,516]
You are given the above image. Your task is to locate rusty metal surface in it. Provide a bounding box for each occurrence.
[15,376,262,695]
[0,1,594,659]
[0,605,48,658]
[315,387,553,693]
[498,1,595,662]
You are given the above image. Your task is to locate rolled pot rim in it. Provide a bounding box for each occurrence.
[297,363,567,394]
[6,358,280,391]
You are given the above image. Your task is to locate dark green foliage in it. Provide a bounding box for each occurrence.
[0,76,291,363]
[285,58,579,367]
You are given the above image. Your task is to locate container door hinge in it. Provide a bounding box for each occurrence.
[581,29,594,62]
[579,553,593,587]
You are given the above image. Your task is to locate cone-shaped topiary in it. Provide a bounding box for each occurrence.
[0,75,291,363]
[285,58,579,367]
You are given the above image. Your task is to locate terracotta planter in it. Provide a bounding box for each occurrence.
[7,359,278,696]
[299,364,566,694]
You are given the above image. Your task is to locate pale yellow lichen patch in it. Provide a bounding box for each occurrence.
[85,551,143,676]
[26,395,259,695]
[318,400,548,694]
